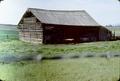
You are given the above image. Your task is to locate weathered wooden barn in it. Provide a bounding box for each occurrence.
[18,8,112,44]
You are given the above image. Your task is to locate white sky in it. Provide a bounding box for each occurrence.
[0,0,120,25]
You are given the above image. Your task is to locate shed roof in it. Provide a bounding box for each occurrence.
[20,8,100,26]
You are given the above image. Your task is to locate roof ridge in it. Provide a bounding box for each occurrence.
[28,8,86,12]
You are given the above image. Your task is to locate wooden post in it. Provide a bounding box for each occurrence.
[6,35,8,39]
[113,30,116,40]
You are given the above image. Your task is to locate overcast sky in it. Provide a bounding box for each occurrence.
[0,0,120,25]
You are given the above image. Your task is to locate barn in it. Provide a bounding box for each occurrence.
[18,8,112,44]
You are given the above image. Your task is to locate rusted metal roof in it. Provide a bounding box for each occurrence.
[20,8,100,26]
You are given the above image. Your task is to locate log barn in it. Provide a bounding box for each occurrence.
[18,8,112,44]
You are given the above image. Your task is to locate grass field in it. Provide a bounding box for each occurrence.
[0,40,120,56]
[0,40,120,81]
[0,58,119,81]
[0,25,120,81]
[0,24,19,41]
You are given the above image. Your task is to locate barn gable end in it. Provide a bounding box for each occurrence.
[18,11,43,43]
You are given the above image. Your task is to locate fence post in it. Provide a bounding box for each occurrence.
[6,35,8,39]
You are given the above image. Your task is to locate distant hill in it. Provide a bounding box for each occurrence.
[0,24,18,30]
[0,24,19,40]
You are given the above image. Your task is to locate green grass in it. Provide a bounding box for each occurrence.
[0,30,18,40]
[0,40,120,81]
[0,40,120,56]
[0,58,119,81]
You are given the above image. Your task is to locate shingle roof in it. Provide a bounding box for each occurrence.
[20,8,100,26]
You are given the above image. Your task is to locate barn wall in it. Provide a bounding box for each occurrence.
[43,24,100,44]
[18,16,111,44]
[18,17,43,43]
[99,27,112,41]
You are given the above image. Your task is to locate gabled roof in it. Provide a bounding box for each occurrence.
[19,8,100,26]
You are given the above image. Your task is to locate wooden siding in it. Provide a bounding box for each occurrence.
[23,17,36,24]
[18,17,43,43]
[99,27,111,41]
[43,24,100,44]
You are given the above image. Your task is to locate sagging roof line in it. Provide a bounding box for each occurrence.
[19,8,100,26]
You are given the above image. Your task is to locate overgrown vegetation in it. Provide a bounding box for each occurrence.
[0,40,120,56]
[0,24,120,81]
[0,40,120,81]
[0,58,119,81]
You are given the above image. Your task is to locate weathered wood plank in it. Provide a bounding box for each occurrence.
[18,21,43,43]
[24,17,36,24]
